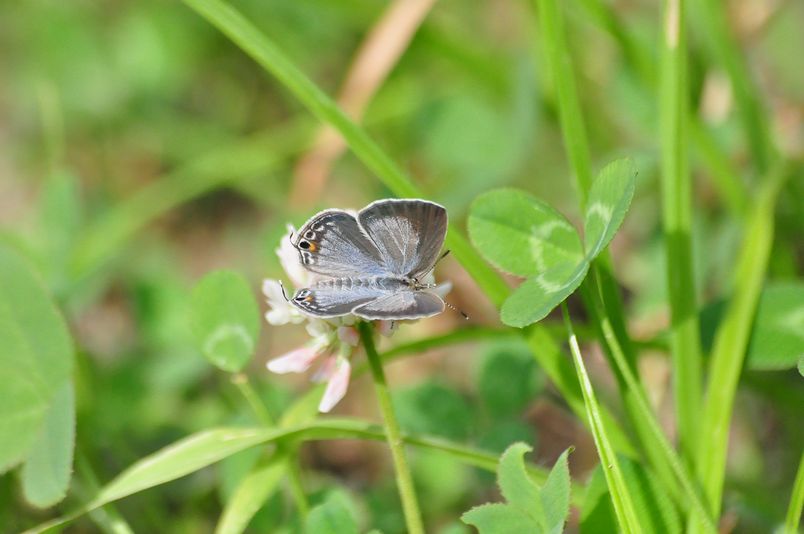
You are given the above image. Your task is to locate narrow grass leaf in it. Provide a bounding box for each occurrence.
[190,270,260,373]
[216,458,287,534]
[563,308,642,534]
[0,245,73,472]
[659,0,703,464]
[26,418,567,533]
[20,382,75,508]
[785,451,804,534]
[468,189,583,277]
[696,166,787,519]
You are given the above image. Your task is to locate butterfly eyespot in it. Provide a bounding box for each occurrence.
[299,241,311,250]
[304,230,315,239]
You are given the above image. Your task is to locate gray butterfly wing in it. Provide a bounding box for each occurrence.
[358,199,447,279]
[290,277,402,318]
[294,209,390,278]
[352,290,445,320]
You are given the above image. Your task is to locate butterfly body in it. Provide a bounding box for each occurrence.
[289,199,448,320]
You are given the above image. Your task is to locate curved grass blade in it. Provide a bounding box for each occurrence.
[24,418,567,534]
[561,305,643,533]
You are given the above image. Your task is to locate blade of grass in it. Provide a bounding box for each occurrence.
[533,0,592,203]
[561,304,643,534]
[659,0,703,464]
[25,418,572,534]
[182,0,509,306]
[694,163,788,522]
[588,272,716,532]
[693,0,776,174]
[231,374,309,518]
[785,451,804,534]
[525,325,636,458]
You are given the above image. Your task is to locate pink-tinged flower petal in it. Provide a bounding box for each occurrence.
[319,358,351,413]
[376,320,397,338]
[266,346,320,374]
[337,326,360,347]
[311,355,337,383]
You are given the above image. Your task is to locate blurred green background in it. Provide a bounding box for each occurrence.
[1,0,802,532]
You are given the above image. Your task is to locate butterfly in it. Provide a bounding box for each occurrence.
[288,199,449,320]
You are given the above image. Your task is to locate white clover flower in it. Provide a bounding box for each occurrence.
[263,221,451,413]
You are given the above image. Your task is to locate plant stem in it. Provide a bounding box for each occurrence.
[74,453,134,534]
[693,163,787,524]
[358,321,425,534]
[588,276,716,532]
[561,304,643,534]
[659,0,703,465]
[785,451,804,534]
[232,374,310,518]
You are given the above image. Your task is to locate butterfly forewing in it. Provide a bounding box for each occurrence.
[294,210,389,278]
[358,200,447,279]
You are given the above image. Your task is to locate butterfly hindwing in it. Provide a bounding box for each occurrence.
[352,290,445,320]
[290,277,400,318]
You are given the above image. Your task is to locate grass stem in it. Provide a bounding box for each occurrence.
[659,0,703,464]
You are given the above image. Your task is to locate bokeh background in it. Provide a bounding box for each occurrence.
[1,0,802,532]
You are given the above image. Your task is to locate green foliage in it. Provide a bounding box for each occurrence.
[190,270,261,373]
[468,189,583,278]
[468,159,636,327]
[395,381,473,442]
[702,282,804,371]
[0,245,74,475]
[216,457,287,534]
[462,443,571,533]
[580,457,681,534]
[2,0,801,530]
[305,490,360,534]
[20,382,75,508]
[583,159,637,259]
[477,344,541,418]
[746,282,804,370]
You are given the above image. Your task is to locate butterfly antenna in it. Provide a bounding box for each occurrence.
[420,250,451,280]
[444,300,469,320]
